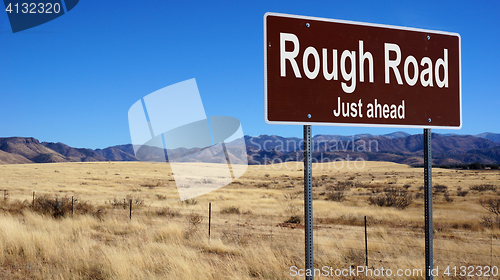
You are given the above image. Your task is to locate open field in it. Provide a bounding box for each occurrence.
[0,161,500,279]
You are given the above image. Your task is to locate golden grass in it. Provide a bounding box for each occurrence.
[0,161,499,279]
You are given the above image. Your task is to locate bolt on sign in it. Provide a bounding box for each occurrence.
[264,13,461,128]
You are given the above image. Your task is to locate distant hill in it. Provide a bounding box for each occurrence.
[242,133,499,166]
[476,132,500,143]
[0,137,66,163]
[463,145,500,163]
[380,131,411,139]
[0,149,32,164]
[0,132,498,166]
[0,137,129,163]
[358,134,497,154]
[42,142,105,162]
[94,145,138,161]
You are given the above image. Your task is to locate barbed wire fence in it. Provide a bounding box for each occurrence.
[1,188,500,270]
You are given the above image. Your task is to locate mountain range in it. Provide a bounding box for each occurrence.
[0,132,499,166]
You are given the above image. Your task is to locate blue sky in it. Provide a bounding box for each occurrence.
[1,0,499,149]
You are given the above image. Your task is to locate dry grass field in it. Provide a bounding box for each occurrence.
[0,161,500,279]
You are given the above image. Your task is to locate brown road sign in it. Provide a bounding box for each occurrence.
[264,13,461,129]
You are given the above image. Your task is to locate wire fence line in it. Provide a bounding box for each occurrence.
[1,189,500,268]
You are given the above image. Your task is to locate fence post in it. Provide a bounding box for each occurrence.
[71,196,74,217]
[316,225,319,253]
[129,199,132,220]
[32,191,35,208]
[270,214,273,247]
[3,190,6,200]
[365,216,368,267]
[208,202,212,241]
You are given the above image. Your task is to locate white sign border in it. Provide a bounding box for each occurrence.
[264,12,462,130]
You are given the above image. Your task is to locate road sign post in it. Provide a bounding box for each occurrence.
[424,128,433,279]
[303,125,313,279]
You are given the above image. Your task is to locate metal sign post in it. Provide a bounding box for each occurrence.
[303,125,314,280]
[424,128,433,279]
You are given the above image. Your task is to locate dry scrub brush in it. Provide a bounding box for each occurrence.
[367,187,413,209]
[0,196,93,218]
[324,180,354,202]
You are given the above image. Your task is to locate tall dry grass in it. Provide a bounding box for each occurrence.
[0,210,296,279]
[0,161,499,279]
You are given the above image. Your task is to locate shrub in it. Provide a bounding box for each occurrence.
[182,198,198,206]
[188,212,203,226]
[457,190,469,197]
[325,191,346,202]
[479,198,500,216]
[444,192,453,203]
[156,194,167,200]
[156,207,180,217]
[0,199,29,215]
[107,196,144,209]
[327,180,354,192]
[469,162,482,170]
[34,196,68,218]
[434,184,448,193]
[220,206,240,214]
[337,180,355,190]
[367,187,413,209]
[72,198,94,214]
[107,198,126,208]
[94,208,105,221]
[471,184,497,192]
[480,215,500,228]
[284,215,301,224]
[259,182,270,188]
[32,195,93,218]
[343,249,365,266]
[338,214,360,226]
[183,212,203,240]
[128,195,144,206]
